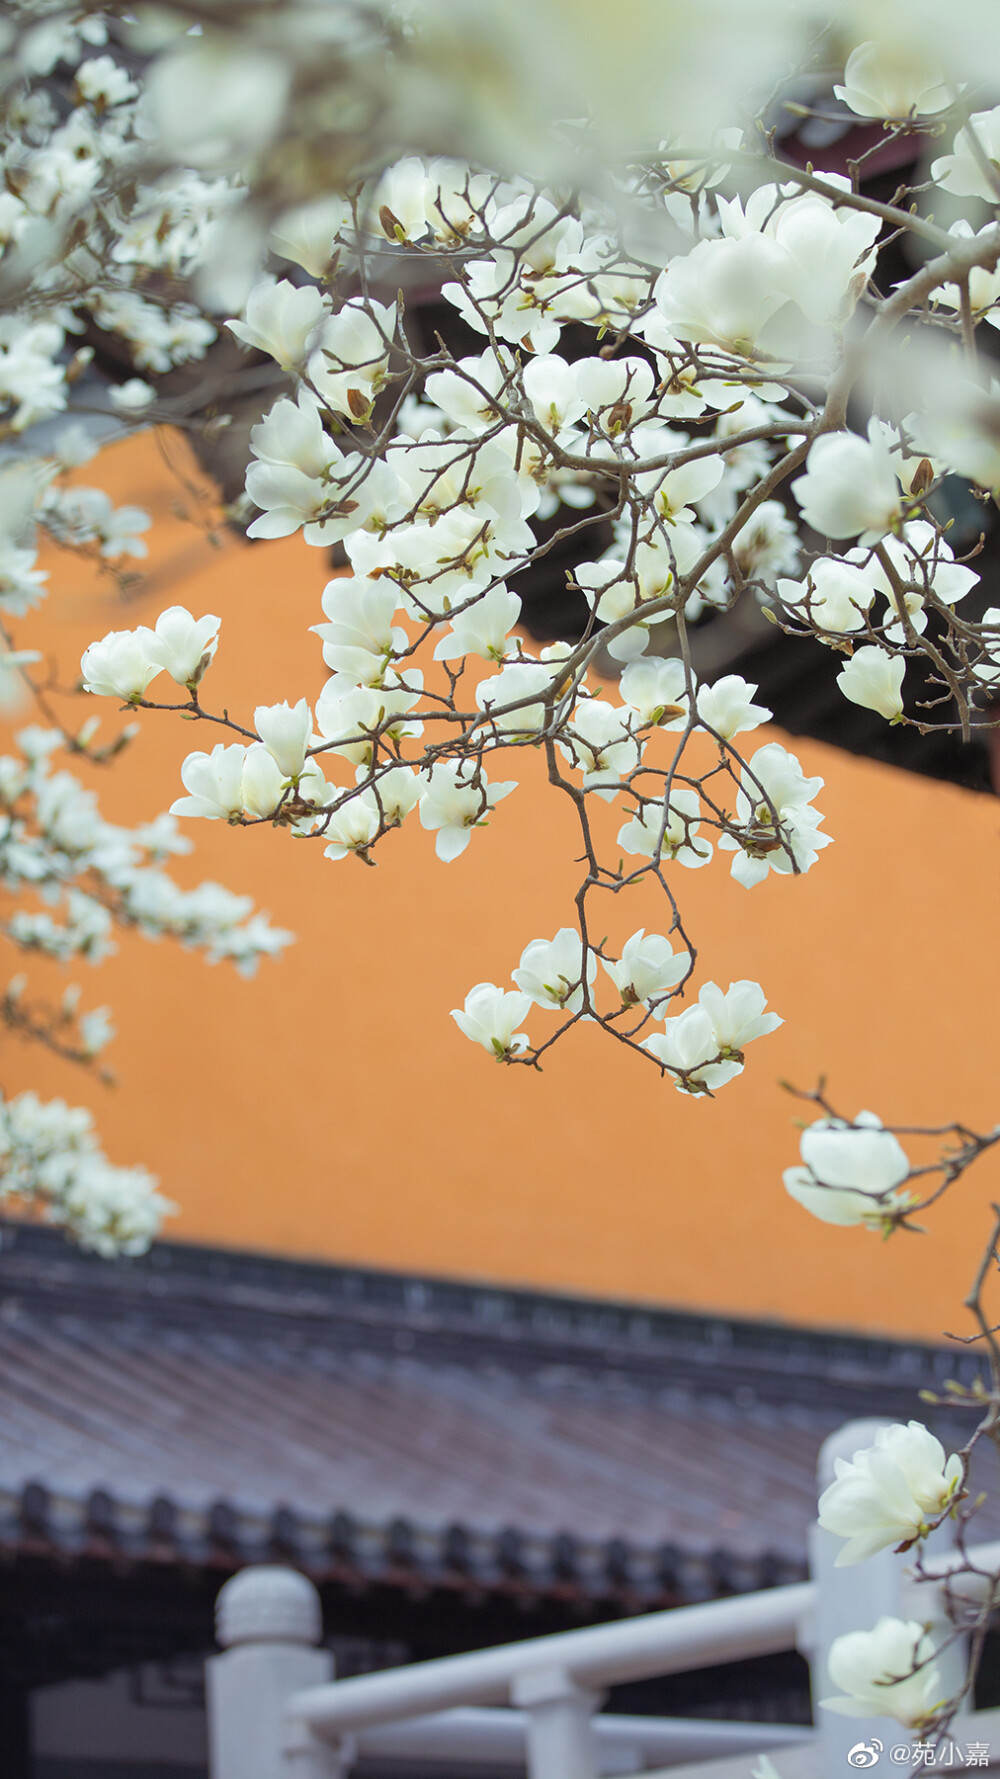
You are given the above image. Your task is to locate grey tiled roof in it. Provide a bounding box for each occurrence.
[0,1223,993,1608]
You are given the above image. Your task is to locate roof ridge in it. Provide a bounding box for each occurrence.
[0,1220,972,1417]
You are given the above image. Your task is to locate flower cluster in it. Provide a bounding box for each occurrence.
[70,5,1000,1113]
[813,1421,964,1729]
[0,1087,174,1257]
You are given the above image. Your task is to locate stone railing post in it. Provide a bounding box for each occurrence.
[511,1666,601,1779]
[207,1566,337,1779]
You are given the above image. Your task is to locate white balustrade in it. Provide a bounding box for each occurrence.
[206,1418,997,1779]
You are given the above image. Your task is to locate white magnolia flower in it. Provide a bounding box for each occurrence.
[75,54,139,107]
[777,556,878,635]
[475,660,557,737]
[109,378,155,412]
[308,298,396,419]
[422,157,493,244]
[81,631,159,702]
[0,542,47,619]
[249,393,339,480]
[424,348,513,433]
[60,1161,174,1259]
[766,188,880,332]
[79,1006,115,1055]
[932,107,1000,202]
[418,759,516,861]
[451,983,531,1060]
[143,606,220,688]
[55,491,152,561]
[247,746,328,824]
[696,676,771,741]
[837,648,905,722]
[101,502,153,562]
[784,1111,914,1229]
[371,157,432,242]
[654,233,790,359]
[271,197,349,277]
[246,446,391,546]
[575,355,655,430]
[823,1618,944,1728]
[48,422,96,473]
[0,461,46,546]
[818,1422,964,1566]
[254,699,312,779]
[791,424,910,543]
[315,674,424,765]
[147,37,290,168]
[857,520,979,643]
[392,433,523,526]
[909,376,1000,495]
[433,585,522,663]
[513,927,596,1014]
[835,39,954,120]
[361,509,516,621]
[576,528,704,659]
[619,657,692,727]
[697,981,782,1055]
[934,222,1000,330]
[228,279,328,373]
[240,743,286,820]
[601,929,690,1010]
[642,1005,744,1096]
[618,788,713,868]
[169,744,247,822]
[0,644,41,707]
[366,765,421,828]
[637,451,726,527]
[718,742,830,888]
[321,793,380,860]
[523,352,588,432]
[556,698,641,799]
[312,576,408,684]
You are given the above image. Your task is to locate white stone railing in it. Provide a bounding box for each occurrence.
[205,1420,1000,1779]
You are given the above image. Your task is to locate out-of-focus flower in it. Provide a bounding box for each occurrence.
[822,1618,944,1727]
[932,106,1000,201]
[818,1422,963,1565]
[146,35,291,169]
[109,378,155,411]
[835,39,954,120]
[784,1111,914,1228]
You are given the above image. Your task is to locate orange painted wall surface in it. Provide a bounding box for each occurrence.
[7,430,1000,1343]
